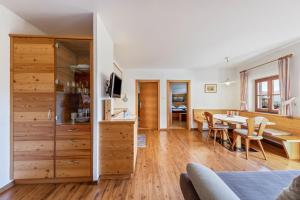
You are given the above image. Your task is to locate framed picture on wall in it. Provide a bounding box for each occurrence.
[204,84,217,93]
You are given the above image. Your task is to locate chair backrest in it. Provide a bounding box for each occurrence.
[204,112,214,128]
[247,117,269,136]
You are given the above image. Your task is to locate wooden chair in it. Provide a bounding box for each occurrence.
[231,117,268,160]
[204,112,231,148]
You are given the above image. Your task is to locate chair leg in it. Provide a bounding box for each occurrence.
[206,129,212,142]
[257,140,267,160]
[231,133,237,150]
[213,130,217,149]
[245,139,250,160]
[224,129,232,145]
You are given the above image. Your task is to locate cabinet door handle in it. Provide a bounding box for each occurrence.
[68,129,76,132]
[48,109,52,120]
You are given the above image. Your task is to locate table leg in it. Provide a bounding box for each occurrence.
[235,124,242,149]
[222,122,228,141]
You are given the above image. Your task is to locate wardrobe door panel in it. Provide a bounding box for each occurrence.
[12,37,55,180]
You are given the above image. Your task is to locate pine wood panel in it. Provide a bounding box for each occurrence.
[14,160,54,179]
[14,73,54,93]
[13,93,55,112]
[240,111,300,135]
[56,159,91,178]
[139,82,159,130]
[56,140,91,151]
[14,122,54,141]
[12,37,55,180]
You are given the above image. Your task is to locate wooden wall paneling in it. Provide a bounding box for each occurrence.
[12,37,55,180]
[240,111,300,135]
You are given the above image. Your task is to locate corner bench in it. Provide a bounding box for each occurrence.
[263,133,300,159]
[240,111,300,160]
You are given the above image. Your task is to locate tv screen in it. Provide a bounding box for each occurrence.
[110,73,122,98]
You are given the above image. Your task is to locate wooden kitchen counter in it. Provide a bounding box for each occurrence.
[99,115,138,179]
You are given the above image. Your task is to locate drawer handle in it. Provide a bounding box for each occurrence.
[71,160,79,165]
[67,128,76,132]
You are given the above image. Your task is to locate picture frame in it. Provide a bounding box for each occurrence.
[204,84,217,93]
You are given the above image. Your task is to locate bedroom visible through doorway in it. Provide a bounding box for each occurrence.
[167,80,190,130]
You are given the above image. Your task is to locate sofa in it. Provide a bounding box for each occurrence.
[180,163,300,200]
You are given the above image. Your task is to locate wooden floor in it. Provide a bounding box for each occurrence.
[170,120,187,129]
[1,130,300,200]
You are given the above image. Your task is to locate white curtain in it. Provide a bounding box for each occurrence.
[278,57,292,116]
[240,71,248,111]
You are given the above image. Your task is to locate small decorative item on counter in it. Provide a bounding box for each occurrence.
[71,112,77,124]
[82,94,90,104]
[55,79,64,91]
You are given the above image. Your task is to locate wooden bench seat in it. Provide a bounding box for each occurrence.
[263,134,300,159]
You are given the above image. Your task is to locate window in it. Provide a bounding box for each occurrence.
[255,76,280,114]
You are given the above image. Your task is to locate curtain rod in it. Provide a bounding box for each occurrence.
[240,53,293,73]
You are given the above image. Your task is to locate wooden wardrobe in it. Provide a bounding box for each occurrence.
[11,35,93,183]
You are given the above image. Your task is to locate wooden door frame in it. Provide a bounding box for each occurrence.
[167,80,191,130]
[135,80,160,130]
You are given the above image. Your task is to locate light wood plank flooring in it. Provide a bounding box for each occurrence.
[1,130,300,200]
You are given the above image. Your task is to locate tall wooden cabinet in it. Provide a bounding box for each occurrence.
[11,35,93,183]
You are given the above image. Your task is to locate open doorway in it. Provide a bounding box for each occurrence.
[167,80,190,130]
[136,80,160,130]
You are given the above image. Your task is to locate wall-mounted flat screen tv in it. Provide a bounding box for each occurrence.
[109,72,122,98]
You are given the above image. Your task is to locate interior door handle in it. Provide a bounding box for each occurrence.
[48,109,52,120]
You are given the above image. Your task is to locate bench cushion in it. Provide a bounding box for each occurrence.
[264,129,292,136]
[234,129,263,139]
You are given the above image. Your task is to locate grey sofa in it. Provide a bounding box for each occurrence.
[180,163,300,200]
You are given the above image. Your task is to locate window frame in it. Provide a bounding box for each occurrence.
[255,75,280,114]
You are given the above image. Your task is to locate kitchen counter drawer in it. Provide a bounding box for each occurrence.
[56,159,91,178]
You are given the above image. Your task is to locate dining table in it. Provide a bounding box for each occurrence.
[213,114,275,150]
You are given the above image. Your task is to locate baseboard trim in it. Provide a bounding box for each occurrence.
[100,174,132,180]
[15,177,92,184]
[0,180,15,194]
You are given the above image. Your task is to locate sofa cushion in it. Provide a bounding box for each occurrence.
[186,163,240,200]
[276,175,300,200]
[217,170,300,200]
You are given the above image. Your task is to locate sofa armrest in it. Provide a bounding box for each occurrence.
[180,173,200,200]
[187,163,240,200]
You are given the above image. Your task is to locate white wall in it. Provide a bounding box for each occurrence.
[116,68,239,129]
[93,12,114,181]
[0,5,44,188]
[236,41,300,117]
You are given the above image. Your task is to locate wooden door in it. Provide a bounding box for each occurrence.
[139,82,159,130]
[12,37,55,179]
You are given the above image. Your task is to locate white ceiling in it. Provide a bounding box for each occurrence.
[2,0,300,69]
[0,0,94,36]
